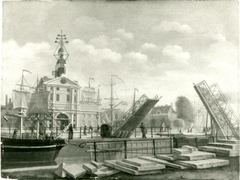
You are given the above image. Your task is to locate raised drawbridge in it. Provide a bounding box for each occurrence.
[194,80,239,140]
[111,94,160,138]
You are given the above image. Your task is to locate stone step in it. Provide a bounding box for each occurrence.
[217,139,240,144]
[63,164,87,179]
[182,145,198,152]
[93,166,120,177]
[173,148,192,154]
[82,163,98,173]
[104,160,163,176]
[207,143,239,149]
[198,146,239,157]
[90,160,103,169]
[122,158,156,167]
[54,163,67,178]
[139,156,188,169]
[155,154,175,161]
[173,151,216,161]
[175,158,229,169]
[116,160,165,172]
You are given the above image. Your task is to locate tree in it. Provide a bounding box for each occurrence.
[175,96,194,127]
[173,119,184,131]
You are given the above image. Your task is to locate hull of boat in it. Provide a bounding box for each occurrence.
[1,137,66,163]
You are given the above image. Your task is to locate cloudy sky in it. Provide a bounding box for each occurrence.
[2,1,239,115]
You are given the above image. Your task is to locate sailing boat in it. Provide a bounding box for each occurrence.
[1,70,67,164]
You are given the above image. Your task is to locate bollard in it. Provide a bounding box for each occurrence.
[151,127,153,138]
[80,127,81,138]
[94,142,97,161]
[124,140,127,159]
[153,139,156,156]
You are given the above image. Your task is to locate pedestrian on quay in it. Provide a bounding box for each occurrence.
[84,125,87,135]
[89,125,93,133]
[68,123,73,140]
[97,125,100,134]
[140,122,147,138]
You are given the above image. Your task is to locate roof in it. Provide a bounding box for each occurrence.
[151,105,171,114]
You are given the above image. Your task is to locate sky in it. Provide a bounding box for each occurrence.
[1,1,239,116]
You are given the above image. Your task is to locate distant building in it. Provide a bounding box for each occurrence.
[143,104,176,128]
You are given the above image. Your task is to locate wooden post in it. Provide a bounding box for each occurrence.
[93,142,97,162]
[124,140,127,159]
[153,139,156,156]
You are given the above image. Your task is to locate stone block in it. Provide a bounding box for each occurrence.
[104,160,162,176]
[139,156,187,169]
[173,148,192,154]
[173,151,216,161]
[83,163,97,173]
[155,154,175,161]
[122,158,156,167]
[175,158,229,169]
[54,163,67,178]
[90,160,103,168]
[63,164,86,179]
[116,160,165,171]
[182,145,198,152]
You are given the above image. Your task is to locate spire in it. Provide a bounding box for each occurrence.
[53,30,69,78]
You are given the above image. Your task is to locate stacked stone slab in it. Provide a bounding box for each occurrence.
[83,161,120,177]
[170,145,229,169]
[198,139,240,157]
[104,158,165,175]
[54,163,87,179]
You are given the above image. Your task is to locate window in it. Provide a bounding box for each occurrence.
[56,94,60,101]
[74,95,77,102]
[50,94,53,101]
[88,114,91,118]
[51,87,53,90]
[82,120,85,126]
[56,87,60,91]
[67,89,70,92]
[75,90,77,93]
[88,121,91,126]
[67,95,70,102]
[82,114,85,118]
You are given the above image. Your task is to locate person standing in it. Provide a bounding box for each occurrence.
[84,125,87,135]
[140,122,147,138]
[68,123,73,140]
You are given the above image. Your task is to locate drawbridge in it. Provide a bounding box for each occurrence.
[194,80,239,140]
[111,94,160,138]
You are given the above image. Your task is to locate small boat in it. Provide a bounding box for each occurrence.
[1,70,67,164]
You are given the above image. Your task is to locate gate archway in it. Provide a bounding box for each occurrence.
[56,113,69,130]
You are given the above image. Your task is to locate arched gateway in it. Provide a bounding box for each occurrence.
[56,113,69,130]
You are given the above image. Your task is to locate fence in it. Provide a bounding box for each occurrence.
[80,137,173,162]
[1,126,171,139]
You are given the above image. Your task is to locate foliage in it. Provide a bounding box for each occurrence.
[175,96,194,123]
[173,119,184,128]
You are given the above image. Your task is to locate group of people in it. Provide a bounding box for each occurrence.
[83,125,100,135]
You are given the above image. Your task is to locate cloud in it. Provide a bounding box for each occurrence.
[115,29,134,40]
[73,16,105,31]
[153,21,194,34]
[88,35,126,52]
[141,43,158,52]
[2,40,53,100]
[162,45,190,63]
[200,32,227,43]
[71,39,122,63]
[124,52,148,63]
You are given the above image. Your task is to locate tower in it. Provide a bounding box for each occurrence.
[53,31,69,78]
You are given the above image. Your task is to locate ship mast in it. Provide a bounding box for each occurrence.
[105,75,124,133]
[19,69,31,139]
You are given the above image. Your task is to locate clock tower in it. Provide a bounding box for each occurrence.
[53,31,69,78]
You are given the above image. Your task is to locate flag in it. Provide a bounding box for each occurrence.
[23,69,32,74]
[112,75,124,83]
[122,101,128,106]
[3,116,8,122]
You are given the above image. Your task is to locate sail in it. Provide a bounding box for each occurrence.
[13,90,31,109]
[82,87,96,101]
[28,91,50,116]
